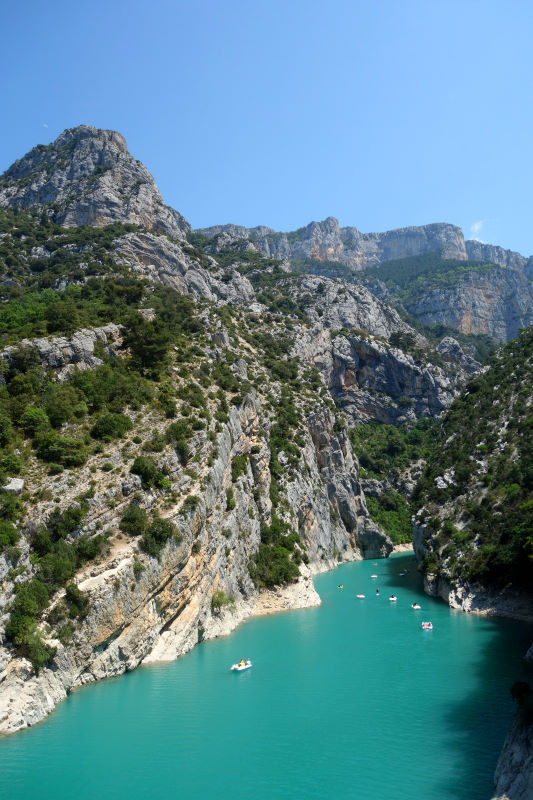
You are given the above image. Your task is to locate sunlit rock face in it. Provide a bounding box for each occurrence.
[0,125,189,240]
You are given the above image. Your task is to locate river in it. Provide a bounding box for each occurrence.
[1,553,531,800]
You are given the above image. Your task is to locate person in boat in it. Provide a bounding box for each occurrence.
[238,658,246,667]
[376,587,380,595]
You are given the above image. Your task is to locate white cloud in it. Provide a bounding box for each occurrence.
[469,220,484,242]
[42,123,48,128]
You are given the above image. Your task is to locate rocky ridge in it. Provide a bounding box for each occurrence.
[199,216,533,274]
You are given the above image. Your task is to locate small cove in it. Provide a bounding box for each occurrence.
[1,553,532,800]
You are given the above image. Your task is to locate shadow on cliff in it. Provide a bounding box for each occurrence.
[380,555,533,799]
[436,617,533,799]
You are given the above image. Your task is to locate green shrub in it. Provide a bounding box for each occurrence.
[36,432,88,467]
[140,515,175,558]
[131,456,169,489]
[120,503,148,536]
[91,413,133,441]
[20,406,50,436]
[47,503,88,541]
[226,488,236,510]
[248,544,299,588]
[133,559,145,577]
[231,454,248,482]
[211,589,234,612]
[65,583,90,619]
[0,519,20,551]
[45,385,82,428]
[58,622,74,646]
[181,495,200,514]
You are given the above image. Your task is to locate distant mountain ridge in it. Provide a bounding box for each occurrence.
[198,216,533,275]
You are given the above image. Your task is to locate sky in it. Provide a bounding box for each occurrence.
[1,0,533,255]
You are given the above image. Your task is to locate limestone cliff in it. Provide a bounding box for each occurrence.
[403,267,533,342]
[199,217,469,271]
[0,389,388,733]
[0,126,189,240]
[198,219,533,343]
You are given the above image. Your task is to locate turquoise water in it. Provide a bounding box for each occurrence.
[1,554,532,800]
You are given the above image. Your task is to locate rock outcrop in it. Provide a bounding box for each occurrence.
[292,275,422,340]
[200,218,533,276]
[492,716,533,800]
[436,337,481,373]
[0,323,123,377]
[404,267,533,342]
[465,240,533,273]
[0,126,189,240]
[113,230,254,305]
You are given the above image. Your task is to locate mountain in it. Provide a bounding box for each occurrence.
[364,252,533,342]
[0,125,189,240]
[198,215,533,274]
[198,218,533,342]
[0,126,465,733]
[0,126,531,794]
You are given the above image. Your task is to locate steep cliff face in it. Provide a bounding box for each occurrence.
[0,388,388,733]
[492,717,533,800]
[198,219,533,344]
[290,277,462,425]
[0,126,189,240]
[199,217,469,271]
[465,239,533,273]
[113,230,255,305]
[404,267,533,342]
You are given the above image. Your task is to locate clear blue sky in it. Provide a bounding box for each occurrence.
[2,0,533,255]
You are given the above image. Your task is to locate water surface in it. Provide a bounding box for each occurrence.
[1,554,531,800]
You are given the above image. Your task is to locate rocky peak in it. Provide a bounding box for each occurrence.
[0,125,190,240]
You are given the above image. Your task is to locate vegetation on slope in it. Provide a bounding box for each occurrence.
[412,326,533,590]
[349,420,439,543]
[2,213,346,672]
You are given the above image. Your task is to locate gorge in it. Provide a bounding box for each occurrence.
[0,126,532,799]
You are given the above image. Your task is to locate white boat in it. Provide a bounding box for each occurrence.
[231,659,252,671]
[389,595,397,601]
[421,622,433,630]
[411,603,421,610]
[356,593,365,599]
[370,574,378,579]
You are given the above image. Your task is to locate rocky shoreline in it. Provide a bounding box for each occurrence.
[0,556,348,736]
